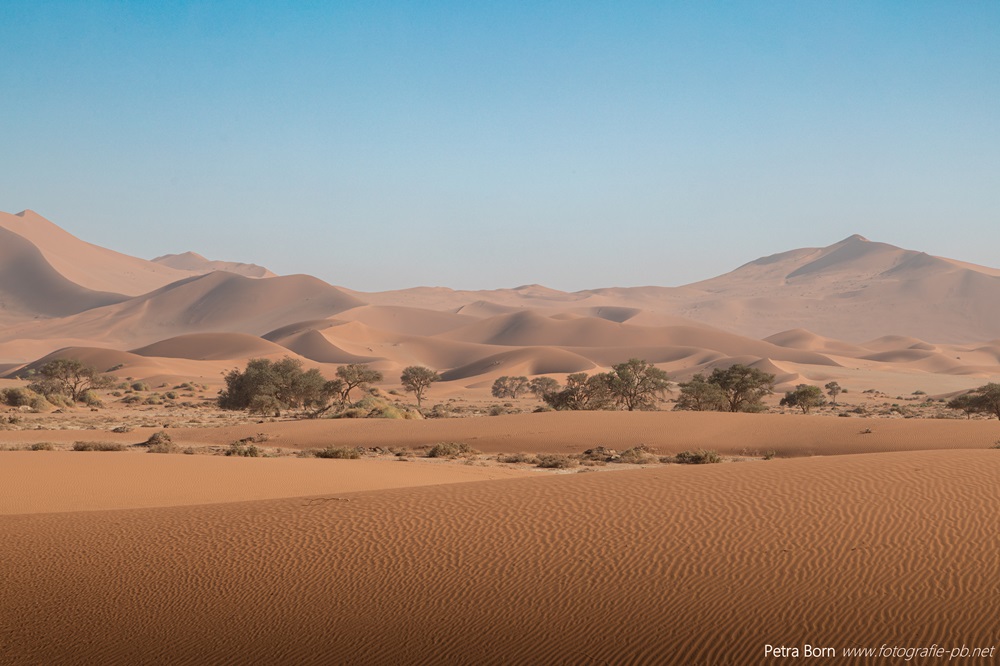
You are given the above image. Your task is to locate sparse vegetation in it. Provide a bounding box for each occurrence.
[496,452,538,464]
[313,446,361,459]
[673,450,722,464]
[73,441,126,452]
[427,442,478,458]
[225,441,261,457]
[536,454,578,469]
[144,431,176,453]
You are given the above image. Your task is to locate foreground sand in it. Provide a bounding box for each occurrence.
[0,453,535,514]
[2,449,998,664]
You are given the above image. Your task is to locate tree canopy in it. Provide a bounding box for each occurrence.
[604,358,672,411]
[400,366,440,407]
[27,359,115,402]
[780,384,827,414]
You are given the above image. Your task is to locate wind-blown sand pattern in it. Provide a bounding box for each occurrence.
[2,450,997,664]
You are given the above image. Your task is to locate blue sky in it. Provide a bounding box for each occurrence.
[2,1,998,291]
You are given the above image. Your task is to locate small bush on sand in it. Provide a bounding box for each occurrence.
[225,442,260,457]
[427,442,478,458]
[617,445,657,464]
[29,442,55,451]
[536,454,578,469]
[145,431,176,454]
[672,450,722,465]
[496,452,538,464]
[313,446,361,459]
[73,441,126,452]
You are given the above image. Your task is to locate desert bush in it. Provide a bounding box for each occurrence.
[313,446,361,459]
[496,452,538,464]
[29,442,55,451]
[536,454,578,469]
[144,431,176,453]
[673,449,722,465]
[2,387,37,407]
[225,442,261,457]
[427,442,478,458]
[80,390,103,408]
[617,445,657,464]
[121,395,142,405]
[73,441,126,452]
[131,382,149,392]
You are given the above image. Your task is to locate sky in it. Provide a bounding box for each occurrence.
[1,1,998,291]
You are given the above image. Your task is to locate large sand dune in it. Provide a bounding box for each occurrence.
[2,210,999,395]
[2,449,997,664]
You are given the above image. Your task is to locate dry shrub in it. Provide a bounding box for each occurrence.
[73,441,126,452]
[313,446,361,459]
[672,450,722,465]
[496,452,538,464]
[536,454,578,469]
[427,442,479,458]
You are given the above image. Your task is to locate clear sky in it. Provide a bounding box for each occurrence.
[1,1,998,291]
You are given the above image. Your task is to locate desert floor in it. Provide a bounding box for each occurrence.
[2,410,999,665]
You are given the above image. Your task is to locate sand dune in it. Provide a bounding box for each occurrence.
[131,332,289,361]
[151,251,276,278]
[0,272,366,357]
[0,227,127,321]
[2,449,997,664]
[0,210,193,295]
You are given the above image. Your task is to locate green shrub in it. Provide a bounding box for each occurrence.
[313,446,361,459]
[81,390,103,407]
[131,382,149,391]
[73,441,126,452]
[427,442,478,458]
[673,450,722,465]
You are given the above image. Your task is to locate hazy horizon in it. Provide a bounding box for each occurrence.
[2,1,998,291]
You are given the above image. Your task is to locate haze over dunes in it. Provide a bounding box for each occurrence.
[2,210,999,398]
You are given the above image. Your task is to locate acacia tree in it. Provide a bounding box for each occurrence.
[543,373,613,411]
[28,359,115,402]
[605,358,672,411]
[971,383,1000,420]
[825,381,843,405]
[947,392,981,419]
[491,376,529,399]
[400,366,440,407]
[528,376,560,400]
[780,384,827,414]
[708,364,776,413]
[675,374,727,412]
[336,364,383,404]
[218,357,331,415]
